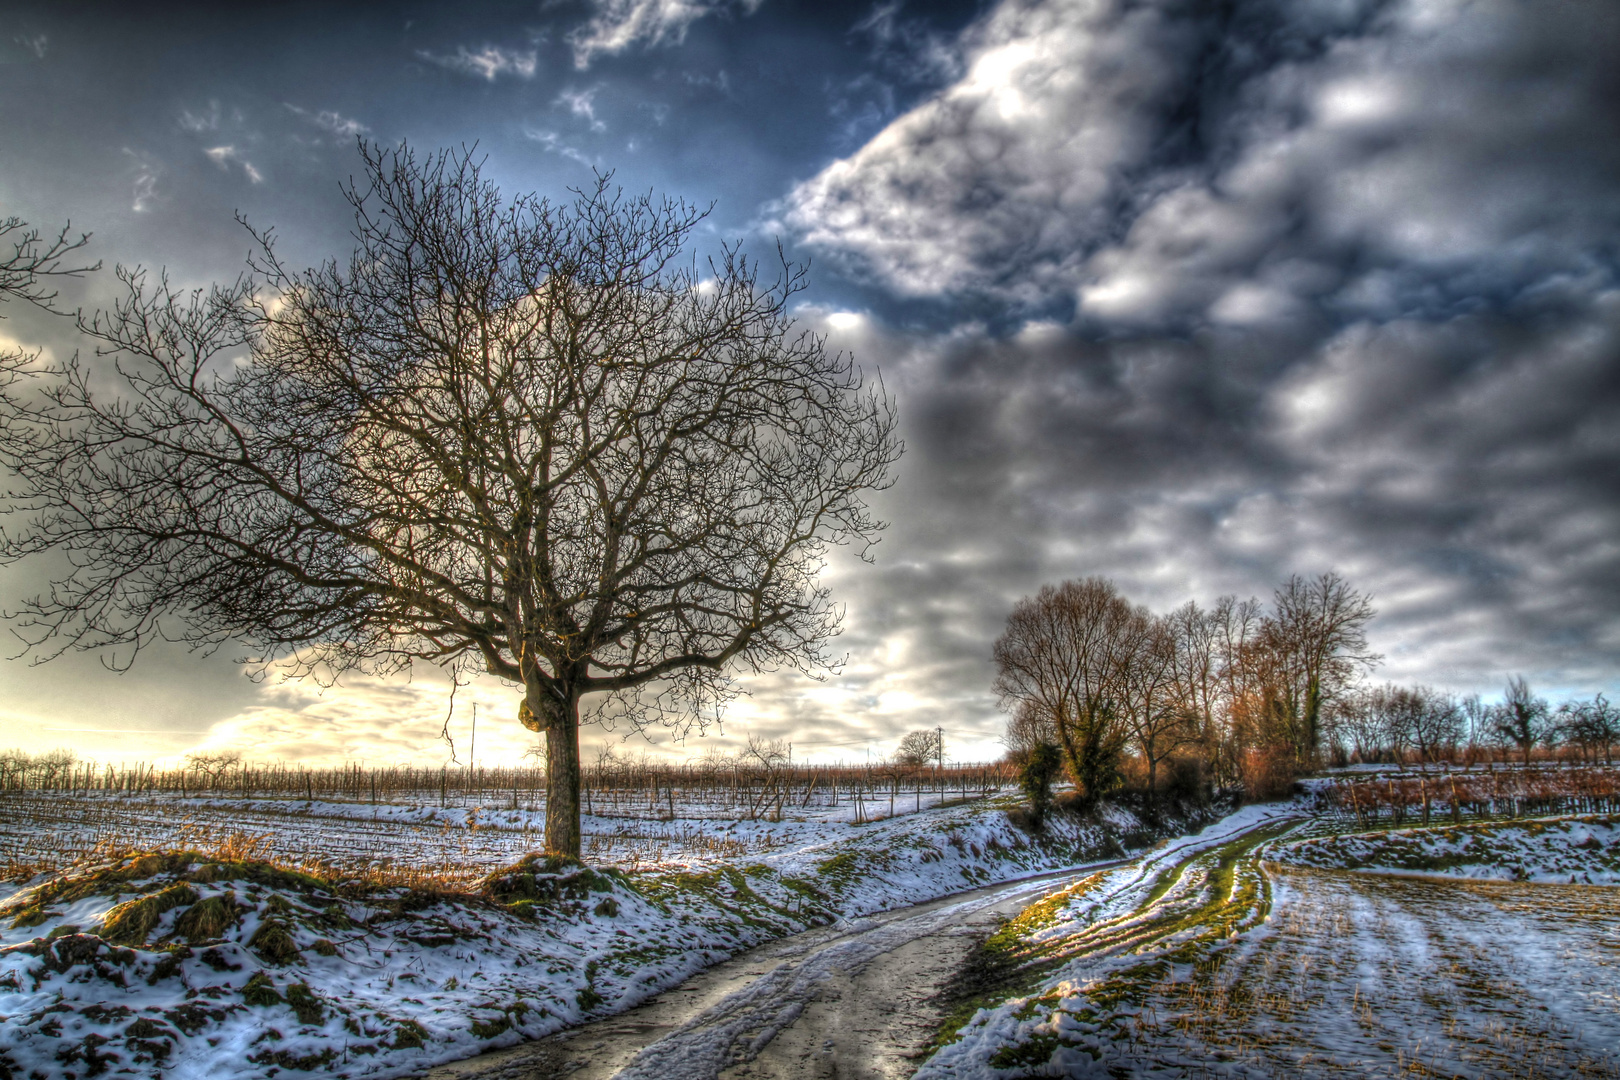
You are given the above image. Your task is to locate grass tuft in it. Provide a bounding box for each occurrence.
[99,884,198,946]
[248,918,302,965]
[172,892,237,941]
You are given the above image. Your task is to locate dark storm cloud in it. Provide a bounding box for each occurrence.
[786,0,1620,319]
[0,0,1615,764]
[780,0,1620,725]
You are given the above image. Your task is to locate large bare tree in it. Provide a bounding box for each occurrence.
[1491,676,1548,766]
[1121,613,1199,805]
[1261,572,1379,768]
[992,578,1137,806]
[0,145,901,856]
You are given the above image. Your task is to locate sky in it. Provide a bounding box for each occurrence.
[0,0,1617,768]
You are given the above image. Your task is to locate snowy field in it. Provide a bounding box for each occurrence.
[919,812,1620,1079]
[0,788,935,888]
[0,787,1177,1080]
[6,786,1617,1080]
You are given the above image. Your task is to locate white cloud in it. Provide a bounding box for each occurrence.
[557,86,607,131]
[179,102,220,133]
[286,104,368,139]
[785,0,1620,328]
[852,1,963,87]
[420,44,538,81]
[568,0,762,70]
[122,148,162,212]
[523,128,599,168]
[203,145,263,184]
[783,0,1198,300]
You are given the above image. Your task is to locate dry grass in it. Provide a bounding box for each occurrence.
[3,800,500,892]
[0,790,797,892]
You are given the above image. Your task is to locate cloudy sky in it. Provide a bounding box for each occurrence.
[1,0,1617,767]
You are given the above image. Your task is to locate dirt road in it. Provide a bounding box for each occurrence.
[413,863,1111,1080]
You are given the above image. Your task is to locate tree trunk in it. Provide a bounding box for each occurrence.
[1053,704,1084,798]
[543,695,583,857]
[1301,677,1322,769]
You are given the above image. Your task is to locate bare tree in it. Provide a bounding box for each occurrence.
[1120,613,1198,806]
[1325,688,1373,763]
[1491,676,1549,766]
[1164,600,1222,763]
[1557,694,1617,765]
[0,748,29,791]
[1001,699,1055,764]
[0,145,900,857]
[0,215,96,310]
[894,729,942,767]
[184,751,243,793]
[1209,595,1266,786]
[0,214,97,370]
[1459,693,1490,757]
[992,578,1135,806]
[1262,573,1380,767]
[1407,687,1463,765]
[23,747,77,789]
[739,734,795,820]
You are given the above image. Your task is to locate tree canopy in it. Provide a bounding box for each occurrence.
[0,145,901,855]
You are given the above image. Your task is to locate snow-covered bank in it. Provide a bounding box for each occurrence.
[1267,814,1620,884]
[0,794,1218,1079]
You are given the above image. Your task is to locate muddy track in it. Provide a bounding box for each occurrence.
[413,866,1112,1080]
[414,815,1293,1080]
[919,815,1620,1079]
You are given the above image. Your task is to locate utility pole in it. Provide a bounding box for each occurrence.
[469,702,477,802]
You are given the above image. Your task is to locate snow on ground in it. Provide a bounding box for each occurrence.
[0,792,1218,1079]
[917,809,1620,1080]
[1268,815,1620,884]
[0,786,1077,882]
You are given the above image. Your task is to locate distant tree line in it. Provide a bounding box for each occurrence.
[0,744,1011,826]
[1329,679,1616,768]
[992,572,1616,809]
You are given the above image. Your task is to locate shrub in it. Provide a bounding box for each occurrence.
[1239,744,1298,802]
[1163,755,1210,806]
[1018,743,1063,831]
